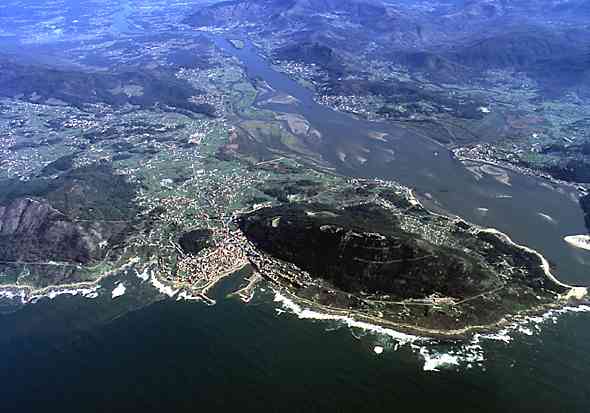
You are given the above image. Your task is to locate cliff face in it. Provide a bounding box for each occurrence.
[239,203,494,300]
[0,163,140,287]
[0,198,102,264]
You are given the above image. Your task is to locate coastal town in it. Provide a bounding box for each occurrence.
[452,144,588,191]
[171,227,251,304]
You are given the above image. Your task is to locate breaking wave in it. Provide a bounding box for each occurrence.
[273,290,590,372]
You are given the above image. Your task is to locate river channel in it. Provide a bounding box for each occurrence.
[212,36,590,286]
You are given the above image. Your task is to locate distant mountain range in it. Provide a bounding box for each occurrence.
[187,0,590,95]
[187,0,590,39]
[186,0,398,28]
[0,56,216,116]
[185,0,423,48]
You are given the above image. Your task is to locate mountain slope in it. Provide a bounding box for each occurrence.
[0,198,101,265]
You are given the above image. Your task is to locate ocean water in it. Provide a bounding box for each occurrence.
[0,269,589,412]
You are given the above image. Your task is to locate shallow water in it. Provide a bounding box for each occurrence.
[213,37,590,285]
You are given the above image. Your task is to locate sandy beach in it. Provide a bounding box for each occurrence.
[564,235,590,251]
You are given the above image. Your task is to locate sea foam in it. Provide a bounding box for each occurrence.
[273,291,421,345]
[150,275,179,298]
[176,291,202,301]
[112,283,126,299]
[273,290,590,372]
